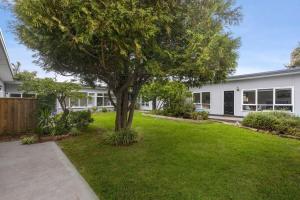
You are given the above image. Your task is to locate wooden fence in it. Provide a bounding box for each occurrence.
[0,98,38,135]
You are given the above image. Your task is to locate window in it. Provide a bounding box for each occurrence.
[275,89,292,111]
[22,93,36,98]
[242,88,293,112]
[193,93,201,104]
[202,92,210,109]
[257,89,273,111]
[79,97,87,107]
[9,93,22,98]
[70,97,79,107]
[97,93,113,107]
[275,89,291,104]
[193,92,210,109]
[104,93,111,106]
[88,93,96,107]
[97,93,104,106]
[243,90,255,104]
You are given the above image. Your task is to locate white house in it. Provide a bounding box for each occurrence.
[0,31,14,97]
[190,68,300,117]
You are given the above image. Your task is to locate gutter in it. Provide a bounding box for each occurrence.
[227,68,300,81]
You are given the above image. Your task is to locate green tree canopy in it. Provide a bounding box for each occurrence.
[14,70,37,81]
[12,0,241,131]
[20,77,82,117]
[289,44,300,68]
[140,81,192,111]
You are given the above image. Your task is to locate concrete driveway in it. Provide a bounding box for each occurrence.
[0,141,99,200]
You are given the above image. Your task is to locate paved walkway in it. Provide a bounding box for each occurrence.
[0,141,99,200]
[208,115,243,123]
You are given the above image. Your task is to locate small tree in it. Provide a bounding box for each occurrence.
[20,78,83,119]
[140,81,192,115]
[289,44,300,68]
[14,70,38,81]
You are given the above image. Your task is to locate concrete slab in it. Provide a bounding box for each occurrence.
[0,141,99,200]
[209,115,243,123]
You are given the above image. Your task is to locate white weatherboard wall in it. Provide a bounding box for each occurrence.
[190,74,300,117]
[0,79,4,97]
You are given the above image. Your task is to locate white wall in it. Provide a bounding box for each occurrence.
[0,79,4,97]
[56,87,114,113]
[190,74,300,117]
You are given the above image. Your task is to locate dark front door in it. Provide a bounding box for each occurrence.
[224,91,234,115]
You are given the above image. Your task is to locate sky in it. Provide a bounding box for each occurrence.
[0,1,300,81]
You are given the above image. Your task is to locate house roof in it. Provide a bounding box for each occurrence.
[228,67,300,81]
[0,30,13,82]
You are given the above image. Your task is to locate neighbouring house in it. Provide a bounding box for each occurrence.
[141,68,300,117]
[0,31,114,112]
[190,68,300,117]
[0,31,14,97]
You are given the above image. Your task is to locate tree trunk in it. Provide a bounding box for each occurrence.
[152,98,157,110]
[115,91,130,131]
[114,88,139,131]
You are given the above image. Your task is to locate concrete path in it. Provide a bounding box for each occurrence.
[0,141,99,200]
[208,115,243,123]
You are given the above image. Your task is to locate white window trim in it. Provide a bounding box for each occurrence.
[63,92,114,109]
[241,86,294,113]
[6,92,37,98]
[192,92,211,110]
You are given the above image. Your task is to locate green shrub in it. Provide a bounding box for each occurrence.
[191,112,200,120]
[105,129,138,146]
[37,109,54,135]
[21,135,38,145]
[199,111,209,120]
[69,110,94,130]
[242,111,300,135]
[50,115,70,135]
[69,127,81,136]
[102,108,108,112]
[91,106,98,113]
[191,111,209,120]
[165,102,195,117]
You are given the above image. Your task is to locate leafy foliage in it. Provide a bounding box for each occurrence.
[289,44,300,68]
[37,109,53,135]
[21,135,38,145]
[37,94,57,114]
[242,112,300,135]
[14,70,38,81]
[69,127,81,136]
[105,129,138,146]
[141,81,194,117]
[191,111,209,120]
[69,110,94,130]
[13,0,241,131]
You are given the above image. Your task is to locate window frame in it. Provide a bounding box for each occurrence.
[96,92,114,107]
[192,92,211,110]
[88,93,96,107]
[7,92,36,98]
[241,86,294,113]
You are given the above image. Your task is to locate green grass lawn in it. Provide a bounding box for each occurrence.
[59,112,300,200]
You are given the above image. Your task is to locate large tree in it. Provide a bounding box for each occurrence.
[12,0,241,131]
